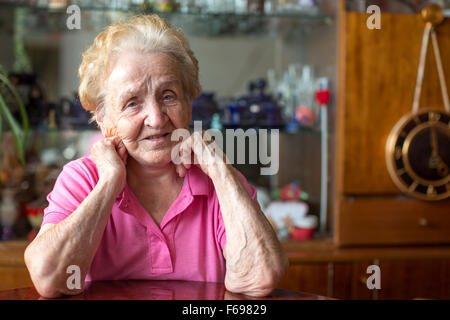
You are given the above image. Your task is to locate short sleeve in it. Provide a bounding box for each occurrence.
[42,157,98,226]
[217,169,258,250]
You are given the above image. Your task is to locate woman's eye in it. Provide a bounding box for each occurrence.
[162,91,176,101]
[127,101,138,108]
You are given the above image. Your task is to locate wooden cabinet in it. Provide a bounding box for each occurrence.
[278,263,330,297]
[0,241,32,291]
[0,266,33,291]
[334,1,450,246]
[336,197,450,246]
[377,260,450,300]
[332,262,375,300]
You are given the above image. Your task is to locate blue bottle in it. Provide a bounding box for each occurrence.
[191,92,219,129]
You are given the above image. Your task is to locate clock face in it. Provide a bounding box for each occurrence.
[386,109,450,200]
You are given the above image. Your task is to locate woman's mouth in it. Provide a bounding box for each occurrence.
[143,132,170,144]
[147,133,169,140]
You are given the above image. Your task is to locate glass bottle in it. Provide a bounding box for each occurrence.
[0,188,18,240]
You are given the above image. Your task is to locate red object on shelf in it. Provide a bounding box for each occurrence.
[25,206,45,216]
[295,106,316,126]
[279,182,301,200]
[315,89,330,106]
[290,226,316,240]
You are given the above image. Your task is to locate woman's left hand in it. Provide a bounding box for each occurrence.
[173,131,229,178]
[173,130,287,297]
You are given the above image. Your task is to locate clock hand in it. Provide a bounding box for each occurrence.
[429,127,448,176]
[429,127,439,168]
[430,127,439,157]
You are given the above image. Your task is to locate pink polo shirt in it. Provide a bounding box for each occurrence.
[42,156,257,283]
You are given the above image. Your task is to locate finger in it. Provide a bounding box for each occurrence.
[191,131,204,154]
[97,138,113,152]
[193,131,209,166]
[117,145,128,164]
[202,130,215,146]
[178,138,193,169]
[113,137,128,163]
[175,163,187,178]
[185,132,202,165]
[104,127,118,138]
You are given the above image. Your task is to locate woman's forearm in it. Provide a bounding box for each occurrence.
[24,178,118,298]
[209,164,288,297]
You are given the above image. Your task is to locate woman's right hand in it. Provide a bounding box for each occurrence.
[91,136,128,196]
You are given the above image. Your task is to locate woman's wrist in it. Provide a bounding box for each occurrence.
[207,161,234,183]
[97,175,125,198]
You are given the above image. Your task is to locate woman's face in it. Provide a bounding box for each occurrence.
[103,51,191,167]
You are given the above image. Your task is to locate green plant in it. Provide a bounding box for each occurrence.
[0,65,30,164]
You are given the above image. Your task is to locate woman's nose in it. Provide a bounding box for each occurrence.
[143,99,167,128]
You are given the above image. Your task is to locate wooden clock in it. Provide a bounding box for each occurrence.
[386,108,450,200]
[386,4,450,201]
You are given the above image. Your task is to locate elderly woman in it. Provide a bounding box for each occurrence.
[24,15,288,298]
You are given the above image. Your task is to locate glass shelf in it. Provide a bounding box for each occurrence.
[0,3,333,39]
[0,1,333,38]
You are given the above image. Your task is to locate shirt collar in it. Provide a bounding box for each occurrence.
[117,165,210,214]
[116,185,130,213]
[186,165,211,197]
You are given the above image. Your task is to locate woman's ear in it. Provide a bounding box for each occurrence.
[95,116,108,137]
[95,104,117,137]
[99,123,118,138]
[100,122,118,138]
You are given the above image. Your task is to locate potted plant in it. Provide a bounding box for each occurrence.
[0,7,33,166]
[0,64,30,166]
[0,64,30,240]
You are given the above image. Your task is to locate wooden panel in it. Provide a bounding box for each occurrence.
[338,11,450,194]
[0,241,29,266]
[333,260,450,300]
[0,241,32,290]
[441,260,450,299]
[283,239,450,263]
[335,197,450,246]
[0,267,32,291]
[277,263,329,297]
[378,259,450,300]
[333,262,374,300]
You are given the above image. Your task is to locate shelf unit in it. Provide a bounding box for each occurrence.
[0,2,333,39]
[0,2,337,240]
[0,2,333,20]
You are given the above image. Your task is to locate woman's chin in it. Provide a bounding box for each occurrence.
[132,150,174,168]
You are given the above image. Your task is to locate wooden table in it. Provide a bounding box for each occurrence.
[0,280,332,300]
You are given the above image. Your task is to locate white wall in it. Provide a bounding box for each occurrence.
[58,31,282,99]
